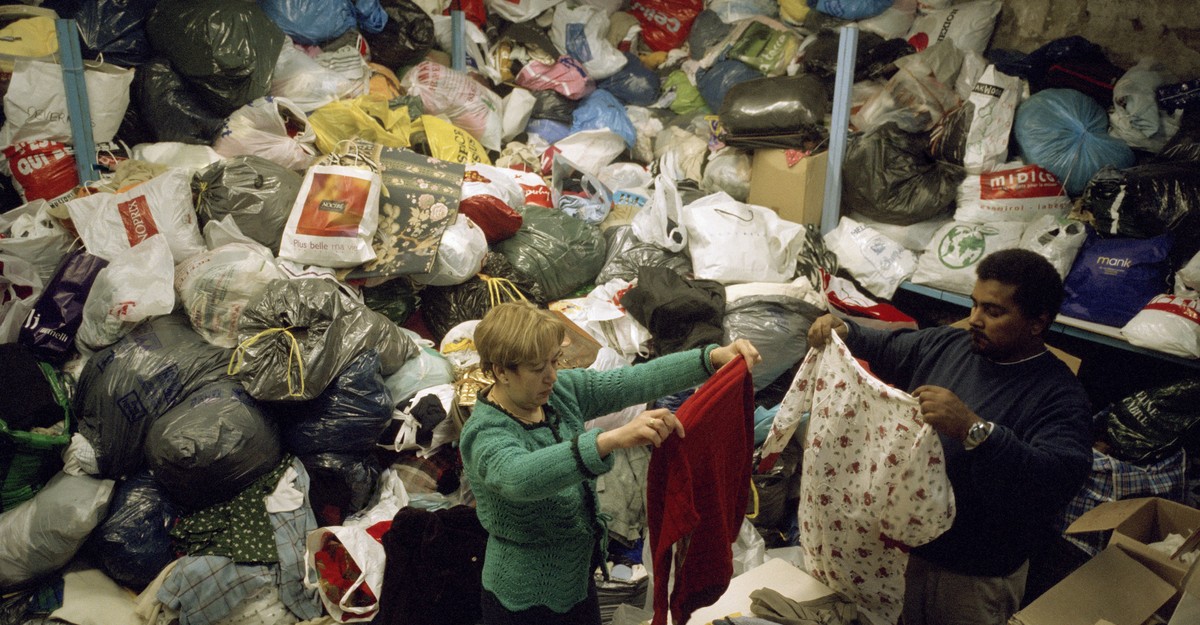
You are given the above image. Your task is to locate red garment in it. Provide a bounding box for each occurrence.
[647,356,754,625]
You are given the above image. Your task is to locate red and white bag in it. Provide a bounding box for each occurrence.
[65,168,206,263]
[1121,294,1200,359]
[955,163,1071,224]
[822,270,918,332]
[279,165,381,268]
[3,140,78,207]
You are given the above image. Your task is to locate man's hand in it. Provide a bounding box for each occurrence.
[597,408,685,457]
[912,385,985,442]
[807,314,848,350]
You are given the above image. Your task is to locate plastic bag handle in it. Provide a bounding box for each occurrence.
[228,326,306,397]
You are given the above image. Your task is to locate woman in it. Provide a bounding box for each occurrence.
[460,301,760,625]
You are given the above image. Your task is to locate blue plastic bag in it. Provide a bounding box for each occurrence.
[697,59,763,114]
[1060,230,1173,328]
[599,52,661,107]
[1014,89,1135,196]
[808,0,891,20]
[257,0,386,45]
[526,118,573,144]
[87,471,180,590]
[571,89,637,149]
[274,350,393,455]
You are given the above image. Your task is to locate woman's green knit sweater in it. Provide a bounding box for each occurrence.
[460,345,717,613]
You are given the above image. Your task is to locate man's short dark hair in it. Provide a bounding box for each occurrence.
[976,248,1064,321]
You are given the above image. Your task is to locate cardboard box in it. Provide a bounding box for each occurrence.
[1010,545,1176,625]
[747,149,827,226]
[1066,497,1200,589]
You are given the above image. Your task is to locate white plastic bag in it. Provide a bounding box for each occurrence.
[824,216,918,300]
[501,87,536,144]
[1121,294,1200,359]
[731,517,768,577]
[0,199,74,283]
[304,525,388,622]
[279,164,381,268]
[630,174,687,253]
[955,163,1072,224]
[550,5,628,80]
[1109,58,1179,153]
[130,142,223,172]
[911,220,1027,295]
[1018,215,1087,279]
[401,61,503,151]
[684,192,804,284]
[271,39,362,113]
[408,214,488,286]
[905,0,1001,55]
[65,168,206,264]
[958,65,1022,173]
[0,252,42,343]
[848,211,951,252]
[0,58,133,147]
[1178,251,1200,297]
[485,0,565,25]
[550,129,627,177]
[175,240,284,348]
[0,472,115,588]
[213,97,318,171]
[76,235,176,352]
[552,281,652,360]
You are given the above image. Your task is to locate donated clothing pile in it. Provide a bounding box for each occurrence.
[0,0,1198,623]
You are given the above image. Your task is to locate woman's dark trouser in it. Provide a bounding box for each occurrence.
[480,578,601,625]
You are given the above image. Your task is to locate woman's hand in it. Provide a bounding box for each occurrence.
[710,338,762,371]
[597,408,685,457]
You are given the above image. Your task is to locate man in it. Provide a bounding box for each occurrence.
[808,248,1092,625]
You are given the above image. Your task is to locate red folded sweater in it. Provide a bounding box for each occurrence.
[647,356,755,625]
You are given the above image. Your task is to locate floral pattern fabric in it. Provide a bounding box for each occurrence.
[346,145,464,281]
[782,333,955,625]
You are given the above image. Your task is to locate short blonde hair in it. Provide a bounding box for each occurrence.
[475,301,565,374]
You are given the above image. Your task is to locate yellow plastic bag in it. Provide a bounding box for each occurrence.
[414,114,491,165]
[0,10,59,75]
[778,0,810,25]
[308,94,412,154]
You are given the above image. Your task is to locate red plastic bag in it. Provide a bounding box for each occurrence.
[628,0,703,52]
[3,140,78,206]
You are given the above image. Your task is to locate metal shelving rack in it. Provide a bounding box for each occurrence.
[819,25,1200,371]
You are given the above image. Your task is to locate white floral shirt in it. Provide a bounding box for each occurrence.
[777,333,956,625]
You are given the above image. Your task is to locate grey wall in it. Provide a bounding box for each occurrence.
[992,0,1200,80]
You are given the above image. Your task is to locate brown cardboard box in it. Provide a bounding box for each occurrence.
[1066,497,1200,589]
[1010,546,1176,625]
[747,149,827,226]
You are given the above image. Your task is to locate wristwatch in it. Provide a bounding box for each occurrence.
[963,421,994,451]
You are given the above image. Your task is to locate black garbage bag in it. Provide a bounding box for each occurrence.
[362,278,420,326]
[145,0,285,116]
[621,266,725,357]
[420,251,547,342]
[859,38,915,82]
[723,294,823,391]
[300,451,381,526]
[494,205,607,301]
[1098,378,1200,464]
[1083,162,1200,269]
[719,73,829,148]
[994,35,1123,106]
[71,0,157,67]
[801,28,886,83]
[132,58,226,144]
[86,471,181,591]
[271,350,393,456]
[145,380,282,510]
[365,0,435,69]
[74,315,233,480]
[530,89,578,125]
[842,122,964,225]
[688,10,732,61]
[192,156,301,254]
[1157,108,1200,163]
[595,225,691,285]
[231,278,418,401]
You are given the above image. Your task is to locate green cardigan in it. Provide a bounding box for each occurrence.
[460,346,717,613]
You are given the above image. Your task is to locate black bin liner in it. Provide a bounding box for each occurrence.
[719,73,829,148]
[86,471,181,591]
[74,315,232,480]
[271,350,394,456]
[193,155,301,255]
[1098,378,1200,464]
[842,122,964,225]
[145,380,282,510]
[1083,162,1200,270]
